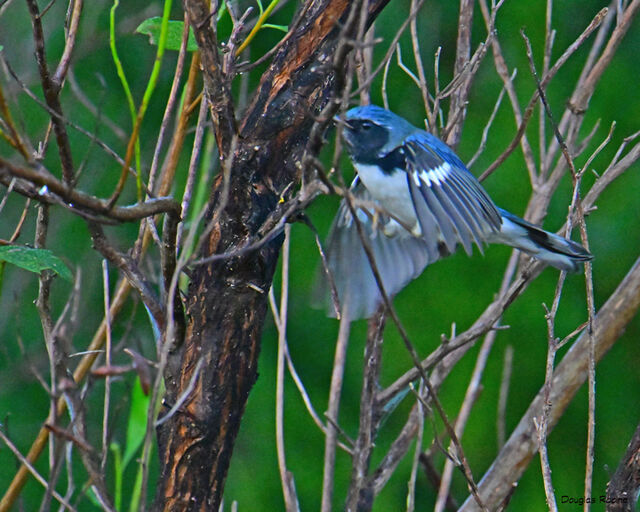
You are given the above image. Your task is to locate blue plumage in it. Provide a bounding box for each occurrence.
[316,105,592,320]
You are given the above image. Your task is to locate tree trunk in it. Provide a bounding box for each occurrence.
[154,1,388,509]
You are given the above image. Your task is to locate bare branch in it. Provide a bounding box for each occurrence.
[0,158,180,223]
[88,222,164,330]
[148,14,192,192]
[460,255,640,511]
[184,0,237,155]
[478,5,608,183]
[0,429,77,512]
[345,309,386,512]
[271,225,300,512]
[321,311,352,512]
[445,0,474,146]
[25,0,75,184]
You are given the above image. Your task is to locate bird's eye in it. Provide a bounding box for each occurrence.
[360,121,374,131]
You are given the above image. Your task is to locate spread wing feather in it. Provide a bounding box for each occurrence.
[404,135,502,254]
[313,178,433,320]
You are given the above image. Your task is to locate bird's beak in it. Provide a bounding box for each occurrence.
[333,114,353,130]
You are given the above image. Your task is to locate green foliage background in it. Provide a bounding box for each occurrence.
[0,1,639,510]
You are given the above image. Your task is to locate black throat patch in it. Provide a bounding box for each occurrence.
[354,146,407,175]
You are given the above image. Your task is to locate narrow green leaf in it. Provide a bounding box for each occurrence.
[126,378,152,512]
[262,23,288,33]
[0,246,72,282]
[122,378,150,470]
[110,442,123,511]
[136,17,198,52]
[128,462,145,512]
[86,487,102,508]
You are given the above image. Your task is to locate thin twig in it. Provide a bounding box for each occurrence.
[176,97,209,253]
[478,6,608,183]
[266,284,354,454]
[409,0,432,124]
[434,316,502,512]
[273,225,300,512]
[154,358,204,427]
[88,222,164,330]
[0,158,180,223]
[0,430,77,512]
[406,382,425,512]
[100,260,112,477]
[0,276,133,512]
[33,204,58,486]
[444,0,474,146]
[320,309,351,512]
[25,0,75,185]
[3,197,31,245]
[148,13,191,193]
[341,181,488,509]
[497,345,513,449]
[345,308,386,511]
[467,70,513,169]
[350,0,426,99]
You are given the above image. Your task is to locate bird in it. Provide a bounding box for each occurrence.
[315,105,592,321]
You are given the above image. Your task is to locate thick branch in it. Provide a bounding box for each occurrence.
[0,158,181,223]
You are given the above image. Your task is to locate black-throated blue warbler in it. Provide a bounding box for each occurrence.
[316,105,592,320]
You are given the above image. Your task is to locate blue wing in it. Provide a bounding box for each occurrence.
[313,177,432,320]
[404,133,502,258]
[315,135,504,320]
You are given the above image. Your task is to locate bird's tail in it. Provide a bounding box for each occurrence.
[491,208,592,272]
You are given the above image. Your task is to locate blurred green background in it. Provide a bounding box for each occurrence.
[1,1,639,510]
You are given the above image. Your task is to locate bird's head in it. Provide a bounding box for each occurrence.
[336,105,417,162]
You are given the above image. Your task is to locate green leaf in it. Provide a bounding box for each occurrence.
[128,462,145,512]
[136,17,198,52]
[86,487,102,508]
[122,378,150,470]
[110,442,123,511]
[0,246,72,282]
[262,23,288,33]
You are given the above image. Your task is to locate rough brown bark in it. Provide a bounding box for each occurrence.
[153,1,389,510]
[606,422,640,511]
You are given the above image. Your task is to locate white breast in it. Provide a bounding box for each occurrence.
[354,163,420,236]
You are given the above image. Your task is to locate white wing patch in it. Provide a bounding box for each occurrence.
[417,162,452,187]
